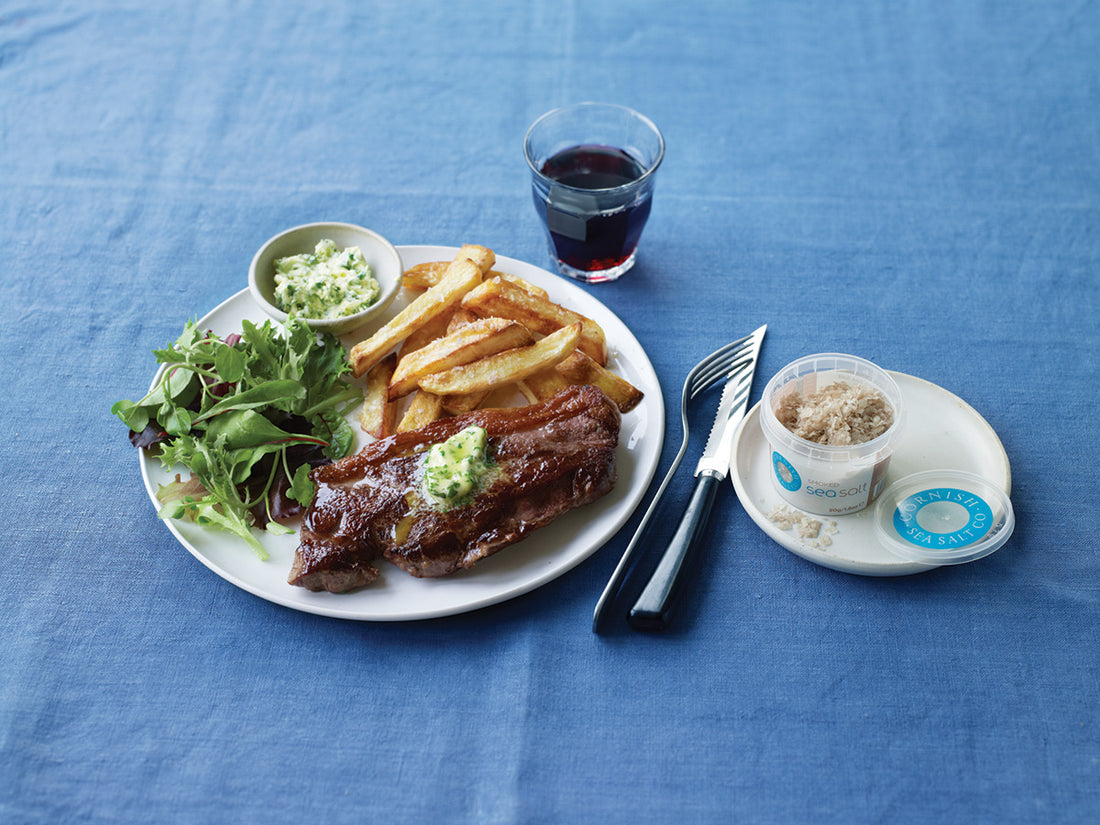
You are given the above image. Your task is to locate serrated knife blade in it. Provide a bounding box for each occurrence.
[693,325,766,480]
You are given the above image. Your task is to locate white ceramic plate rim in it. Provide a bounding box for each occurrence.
[138,245,665,620]
[730,371,1011,576]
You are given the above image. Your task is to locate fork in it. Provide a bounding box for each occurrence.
[592,332,761,633]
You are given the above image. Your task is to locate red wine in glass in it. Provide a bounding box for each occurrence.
[538,144,653,277]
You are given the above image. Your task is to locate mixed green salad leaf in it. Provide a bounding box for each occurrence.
[112,316,363,559]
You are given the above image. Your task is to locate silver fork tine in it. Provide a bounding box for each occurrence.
[692,335,748,382]
[592,332,759,632]
[689,336,753,398]
[693,353,753,400]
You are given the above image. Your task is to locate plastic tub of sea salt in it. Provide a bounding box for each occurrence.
[759,353,904,516]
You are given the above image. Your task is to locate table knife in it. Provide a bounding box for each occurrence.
[628,325,766,631]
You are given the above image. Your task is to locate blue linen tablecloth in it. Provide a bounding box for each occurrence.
[2,2,1098,822]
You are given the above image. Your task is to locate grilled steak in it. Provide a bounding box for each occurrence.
[289,384,621,592]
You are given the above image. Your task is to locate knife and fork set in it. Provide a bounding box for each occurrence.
[593,325,767,634]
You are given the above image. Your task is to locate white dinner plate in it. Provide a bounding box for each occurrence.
[139,245,664,620]
[730,372,1011,576]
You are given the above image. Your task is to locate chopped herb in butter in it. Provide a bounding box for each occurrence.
[422,426,493,509]
[273,239,381,320]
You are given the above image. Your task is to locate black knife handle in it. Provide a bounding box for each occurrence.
[628,472,721,631]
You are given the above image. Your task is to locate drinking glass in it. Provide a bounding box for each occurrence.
[524,102,664,282]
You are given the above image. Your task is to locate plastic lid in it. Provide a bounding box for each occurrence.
[873,470,1015,565]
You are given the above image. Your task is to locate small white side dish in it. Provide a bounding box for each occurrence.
[248,222,403,335]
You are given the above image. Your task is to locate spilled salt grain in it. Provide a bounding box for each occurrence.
[767,504,839,549]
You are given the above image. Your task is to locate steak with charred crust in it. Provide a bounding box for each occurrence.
[289,385,621,592]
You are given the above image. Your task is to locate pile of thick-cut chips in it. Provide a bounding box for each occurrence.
[349,244,643,437]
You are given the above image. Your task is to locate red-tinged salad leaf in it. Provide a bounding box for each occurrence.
[112,316,363,558]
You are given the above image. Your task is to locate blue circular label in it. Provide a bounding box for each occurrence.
[892,487,993,548]
[772,452,801,492]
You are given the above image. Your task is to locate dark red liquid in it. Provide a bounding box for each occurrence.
[538,144,652,274]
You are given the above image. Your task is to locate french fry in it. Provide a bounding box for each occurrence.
[441,389,492,415]
[349,258,483,377]
[388,317,533,400]
[401,261,448,290]
[397,390,444,432]
[498,274,549,300]
[404,263,549,299]
[417,324,582,396]
[401,245,498,290]
[397,307,455,359]
[484,385,524,408]
[358,354,398,437]
[457,243,496,276]
[460,277,608,365]
[518,368,570,404]
[445,306,481,333]
[440,381,526,414]
[553,350,644,413]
